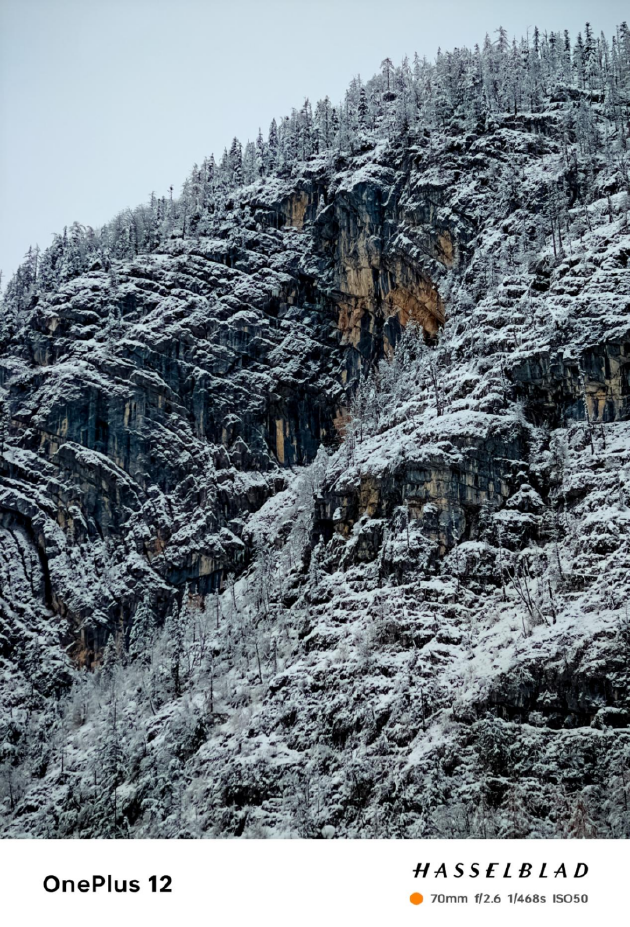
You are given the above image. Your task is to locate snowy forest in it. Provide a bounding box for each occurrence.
[1,21,630,837]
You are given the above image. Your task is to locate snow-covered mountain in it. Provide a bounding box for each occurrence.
[1,23,630,837]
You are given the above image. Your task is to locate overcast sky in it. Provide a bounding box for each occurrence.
[1,0,628,284]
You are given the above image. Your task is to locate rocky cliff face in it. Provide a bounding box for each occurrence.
[0,150,462,665]
[2,40,630,837]
[1,214,339,661]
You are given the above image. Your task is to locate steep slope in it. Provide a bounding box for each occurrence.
[2,26,630,837]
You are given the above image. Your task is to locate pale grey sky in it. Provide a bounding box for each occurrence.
[1,0,627,284]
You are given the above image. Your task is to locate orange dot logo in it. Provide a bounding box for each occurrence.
[410,892,424,905]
